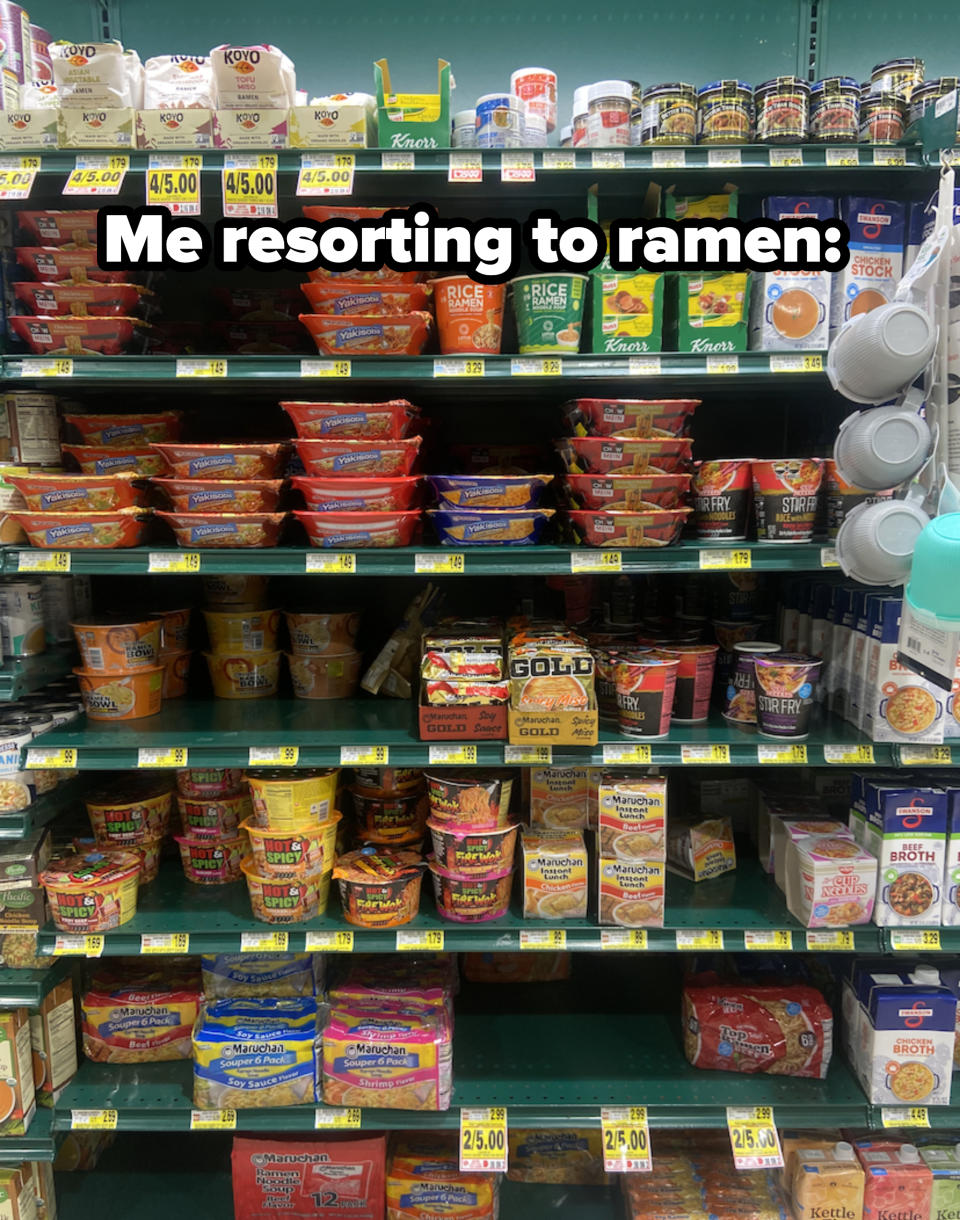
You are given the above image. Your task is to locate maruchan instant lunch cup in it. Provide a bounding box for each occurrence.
[753,653,822,739]
[433,277,505,355]
[41,849,141,933]
[74,665,163,721]
[203,608,280,655]
[511,274,586,355]
[752,459,823,542]
[72,618,161,673]
[246,768,339,830]
[692,460,752,541]
[614,654,680,738]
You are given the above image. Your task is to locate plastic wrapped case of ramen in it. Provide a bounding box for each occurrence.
[508,1129,608,1185]
[210,45,295,110]
[667,815,736,882]
[143,55,215,109]
[508,632,595,711]
[387,1131,500,1219]
[682,978,833,1078]
[81,962,203,1063]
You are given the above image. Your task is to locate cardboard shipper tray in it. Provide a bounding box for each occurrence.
[418,681,508,741]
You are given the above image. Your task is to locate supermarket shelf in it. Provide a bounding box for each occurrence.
[34,857,884,956]
[0,1106,55,1163]
[51,1016,872,1132]
[0,649,74,702]
[0,780,83,841]
[0,961,71,1009]
[22,702,891,769]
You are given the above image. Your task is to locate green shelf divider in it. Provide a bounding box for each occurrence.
[0,779,84,842]
[0,649,74,703]
[0,961,71,1009]
[0,1106,55,1163]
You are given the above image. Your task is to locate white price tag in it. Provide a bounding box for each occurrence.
[542,150,576,169]
[602,743,652,764]
[460,1107,508,1174]
[147,552,201,573]
[63,154,129,196]
[137,747,187,768]
[881,1107,930,1129]
[680,744,730,764]
[503,745,552,764]
[314,1107,362,1129]
[825,147,859,166]
[676,929,725,951]
[248,747,299,766]
[510,357,563,376]
[501,151,535,182]
[874,148,906,166]
[71,1109,117,1130]
[433,358,485,378]
[890,929,941,951]
[381,152,414,170]
[570,550,622,573]
[448,152,482,182]
[519,929,567,950]
[17,551,70,572]
[18,358,73,378]
[652,149,685,168]
[54,935,103,957]
[770,353,823,373]
[396,929,445,952]
[743,930,793,951]
[699,548,751,571]
[305,931,354,952]
[727,1107,784,1171]
[240,931,289,952]
[820,547,840,568]
[190,1110,237,1131]
[222,153,278,216]
[305,553,356,574]
[823,744,875,764]
[600,929,648,950]
[0,156,39,201]
[591,150,626,170]
[707,148,741,166]
[414,553,465,574]
[706,355,739,374]
[176,359,227,378]
[141,933,190,954]
[428,745,478,765]
[301,359,351,378]
[628,356,662,375]
[757,744,807,764]
[340,746,389,765]
[769,147,802,167]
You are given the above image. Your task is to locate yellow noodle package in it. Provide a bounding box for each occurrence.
[507,1129,608,1185]
[192,997,320,1109]
[82,965,202,1063]
[387,1132,499,1220]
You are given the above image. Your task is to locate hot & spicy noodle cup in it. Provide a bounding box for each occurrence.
[41,849,141,932]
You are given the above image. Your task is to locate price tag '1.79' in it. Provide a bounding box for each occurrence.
[602,1107,651,1173]
[0,156,39,201]
[460,1107,507,1173]
[64,154,129,196]
[297,153,355,197]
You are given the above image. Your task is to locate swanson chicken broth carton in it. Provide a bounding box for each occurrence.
[750,196,833,351]
[854,1138,933,1220]
[863,781,947,927]
[862,976,956,1106]
[830,197,906,338]
[919,1143,960,1220]
[841,963,913,1071]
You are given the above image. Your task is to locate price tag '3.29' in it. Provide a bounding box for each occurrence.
[222,154,278,218]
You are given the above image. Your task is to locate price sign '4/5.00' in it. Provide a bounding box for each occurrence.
[146,155,202,216]
[222,154,278,218]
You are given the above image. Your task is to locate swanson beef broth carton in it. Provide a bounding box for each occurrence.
[854,1138,933,1220]
[750,196,834,351]
[830,197,906,338]
[919,1143,960,1220]
[863,780,947,927]
[943,791,960,927]
[862,971,957,1106]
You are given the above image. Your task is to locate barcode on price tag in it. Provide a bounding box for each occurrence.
[301,360,351,378]
[602,744,652,764]
[396,929,445,952]
[460,1108,508,1173]
[744,930,793,951]
[306,553,355,574]
[17,551,70,573]
[726,1107,783,1170]
[602,1107,651,1173]
[71,1110,117,1130]
[680,745,730,764]
[314,1107,362,1129]
[190,1110,236,1130]
[890,929,941,951]
[676,929,724,951]
[806,930,855,951]
[571,551,622,573]
[148,552,201,573]
[881,1107,930,1129]
[519,929,566,950]
[240,932,289,952]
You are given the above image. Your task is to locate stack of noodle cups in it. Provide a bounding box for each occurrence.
[283,609,362,701]
[84,776,176,885]
[201,576,283,701]
[71,616,165,723]
[153,606,193,700]
[174,768,249,886]
[240,769,342,923]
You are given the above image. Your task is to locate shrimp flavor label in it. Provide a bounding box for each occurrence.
[602,1107,651,1173]
[460,1107,508,1173]
[726,1107,783,1170]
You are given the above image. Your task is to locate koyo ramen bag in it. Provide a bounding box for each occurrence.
[51,41,129,109]
[143,56,215,109]
[232,1134,386,1220]
[210,45,296,109]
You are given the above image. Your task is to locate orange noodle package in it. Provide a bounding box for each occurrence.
[281,399,419,440]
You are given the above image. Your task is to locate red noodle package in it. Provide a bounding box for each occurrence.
[232,1134,386,1220]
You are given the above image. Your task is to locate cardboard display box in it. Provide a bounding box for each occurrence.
[213,108,288,149]
[289,102,376,149]
[0,111,57,150]
[136,108,214,150]
[374,58,450,150]
[418,700,507,741]
[508,707,599,746]
[58,108,135,148]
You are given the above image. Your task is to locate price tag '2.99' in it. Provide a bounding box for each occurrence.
[726,1107,784,1170]
[459,1107,507,1173]
[222,154,278,218]
[602,1107,651,1173]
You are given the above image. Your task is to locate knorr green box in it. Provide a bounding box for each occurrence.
[674,271,751,353]
[592,272,663,354]
[374,58,451,150]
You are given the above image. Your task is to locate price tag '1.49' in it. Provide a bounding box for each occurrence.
[602,1107,651,1173]
[727,1107,783,1170]
[460,1107,507,1173]
[222,154,278,218]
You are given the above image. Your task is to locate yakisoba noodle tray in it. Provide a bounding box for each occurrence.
[9,316,148,356]
[428,819,519,875]
[283,610,360,655]
[563,398,699,438]
[17,210,100,246]
[14,510,149,549]
[177,768,244,800]
[41,849,141,933]
[428,475,553,509]
[425,772,513,828]
[300,281,430,315]
[295,437,422,477]
[287,649,362,699]
[177,792,250,839]
[429,508,554,546]
[299,313,432,356]
[6,473,148,513]
[203,609,281,654]
[15,282,153,318]
[157,511,287,548]
[204,650,281,699]
[555,437,694,475]
[62,446,167,477]
[563,473,691,511]
[295,509,420,548]
[246,769,339,830]
[242,860,328,923]
[281,399,419,440]
[72,617,161,672]
[293,475,420,512]
[350,787,428,846]
[63,411,181,447]
[429,860,513,922]
[333,848,424,928]
[15,246,130,284]
[882,684,942,735]
[567,508,691,548]
[150,442,287,480]
[176,835,245,885]
[682,980,833,1079]
[152,479,284,513]
[86,782,173,845]
[241,815,337,877]
[75,664,163,720]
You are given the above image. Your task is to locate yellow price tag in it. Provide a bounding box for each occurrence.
[600,929,648,950]
[743,930,793,951]
[806,930,855,951]
[602,1107,651,1173]
[26,748,77,769]
[706,356,739,374]
[64,154,129,196]
[53,935,104,957]
[137,747,188,768]
[0,156,39,201]
[890,929,941,951]
[699,548,751,571]
[340,746,389,765]
[874,149,907,167]
[503,745,552,765]
[428,745,478,765]
[628,356,662,375]
[240,931,289,953]
[519,929,567,950]
[305,931,354,952]
[146,155,202,215]
[396,929,445,952]
[460,1107,508,1173]
[769,353,824,373]
[433,358,485,377]
[248,747,300,766]
[147,551,202,573]
[592,150,626,169]
[542,151,577,170]
[680,745,731,764]
[510,357,563,375]
[571,551,622,573]
[71,1109,118,1130]
[826,147,859,166]
[222,154,278,217]
[769,148,802,167]
[414,553,465,574]
[900,746,953,765]
[141,933,190,954]
[675,929,724,951]
[726,1107,783,1170]
[314,1107,362,1129]
[17,551,71,573]
[602,744,652,764]
[757,744,807,764]
[823,744,875,765]
[881,1107,930,1129]
[301,360,352,378]
[305,553,356,575]
[176,359,227,378]
[297,153,355,196]
[651,149,686,169]
[190,1109,237,1131]
[19,358,73,377]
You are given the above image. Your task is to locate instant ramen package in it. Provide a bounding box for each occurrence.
[82,963,202,1063]
[387,1132,500,1220]
[682,979,833,1079]
[507,1129,608,1185]
[232,1134,386,1220]
[201,953,324,999]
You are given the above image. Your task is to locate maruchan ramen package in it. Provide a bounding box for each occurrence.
[232,1134,386,1220]
[82,964,202,1063]
[201,953,323,998]
[193,998,321,1109]
[387,1132,499,1220]
[507,1129,608,1185]
[30,977,78,1105]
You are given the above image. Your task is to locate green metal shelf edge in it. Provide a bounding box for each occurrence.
[0,542,840,577]
[0,1106,55,1163]
[0,961,70,1009]
[0,779,83,841]
[0,648,73,703]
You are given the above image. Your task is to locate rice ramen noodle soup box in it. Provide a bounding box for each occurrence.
[521,828,588,919]
[750,196,833,351]
[862,781,947,926]
[860,975,956,1105]
[784,833,878,928]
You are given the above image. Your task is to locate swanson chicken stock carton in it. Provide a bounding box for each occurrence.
[830,197,906,338]
[863,780,947,927]
[750,196,833,350]
[374,59,450,151]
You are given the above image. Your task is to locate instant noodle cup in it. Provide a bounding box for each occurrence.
[567,508,690,548]
[201,574,269,610]
[722,641,781,725]
[160,650,191,699]
[824,459,894,539]
[176,835,245,885]
[425,772,513,828]
[62,446,166,478]
[242,858,326,923]
[428,859,513,922]
[299,281,429,315]
[63,411,181,448]
[292,475,420,512]
[333,847,423,928]
[240,815,334,877]
[287,649,361,699]
[562,398,699,438]
[204,651,281,700]
[246,768,339,829]
[41,849,141,933]
[429,507,553,546]
[299,312,432,356]
[428,819,519,875]
[615,654,679,738]
[203,609,280,655]
[152,478,284,514]
[6,472,148,513]
[177,768,244,800]
[350,787,428,846]
[433,276,506,355]
[132,835,164,884]
[428,474,552,509]
[752,458,823,542]
[754,653,822,738]
[511,273,587,354]
[9,315,148,356]
[283,610,360,656]
[563,473,690,510]
[86,784,172,845]
[555,436,693,475]
[692,460,753,540]
[656,644,719,723]
[294,437,421,477]
[295,509,420,548]
[14,510,149,549]
[72,617,161,673]
[150,442,287,481]
[353,768,423,796]
[152,607,191,652]
[281,399,418,441]
[177,792,250,839]
[74,665,163,721]
[157,511,287,549]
